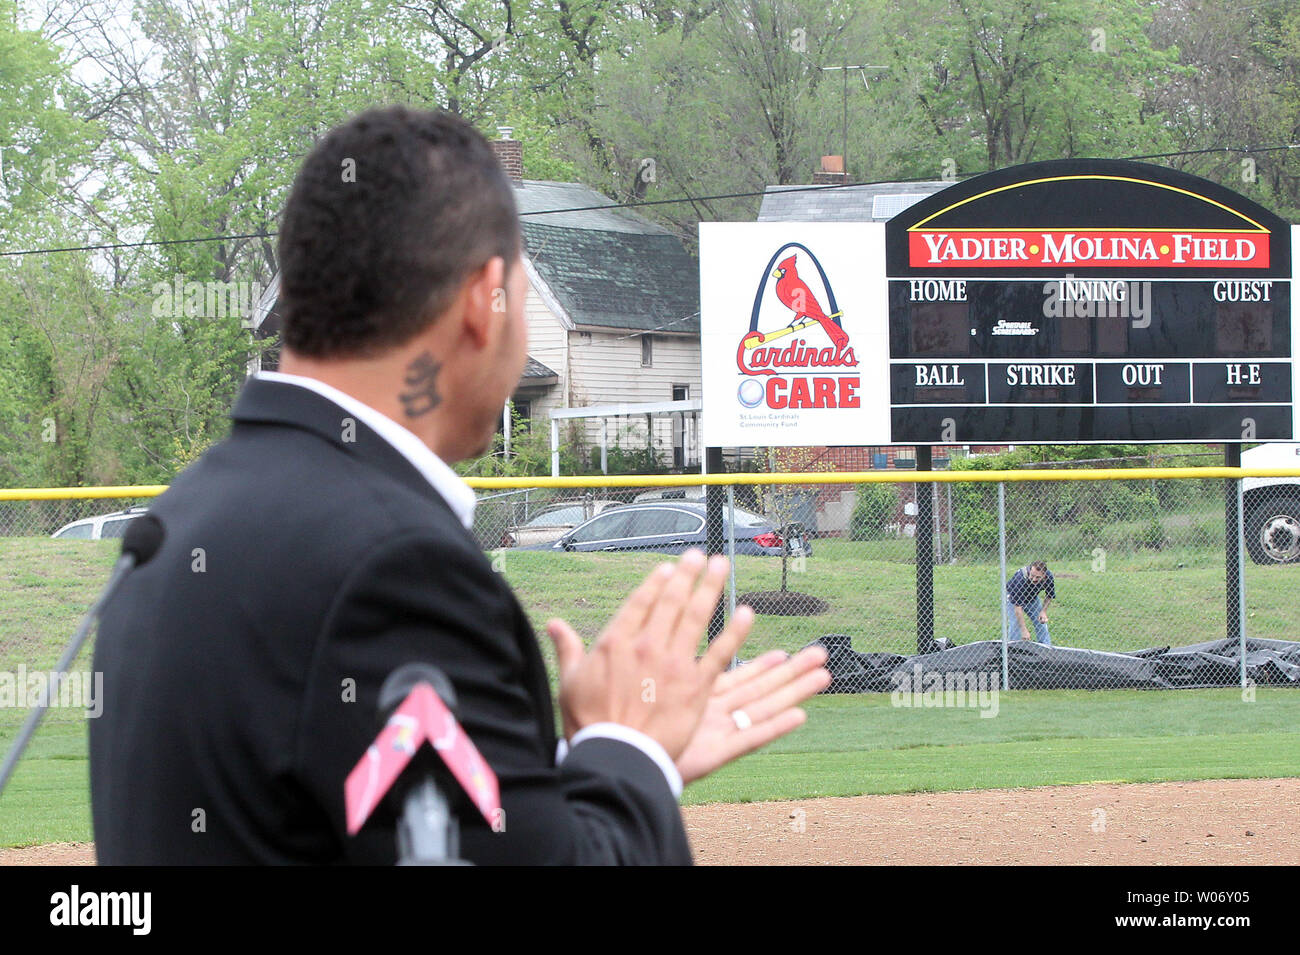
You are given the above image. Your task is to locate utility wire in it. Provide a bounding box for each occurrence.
[4,143,1300,258]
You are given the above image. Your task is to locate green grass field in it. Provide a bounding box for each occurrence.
[1,537,1297,848]
[496,538,1299,660]
[5,689,1298,846]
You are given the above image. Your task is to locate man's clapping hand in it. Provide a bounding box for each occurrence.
[546,549,830,781]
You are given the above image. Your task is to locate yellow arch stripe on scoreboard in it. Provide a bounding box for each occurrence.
[908,175,1270,234]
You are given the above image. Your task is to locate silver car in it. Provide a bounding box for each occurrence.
[502,499,623,547]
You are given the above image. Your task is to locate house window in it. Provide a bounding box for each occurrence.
[641,334,653,367]
[500,399,532,436]
[672,385,688,469]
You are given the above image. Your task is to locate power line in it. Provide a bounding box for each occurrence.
[1123,144,1300,162]
[4,143,1300,259]
[0,230,275,258]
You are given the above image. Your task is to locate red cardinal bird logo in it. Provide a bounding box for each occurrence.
[771,254,849,350]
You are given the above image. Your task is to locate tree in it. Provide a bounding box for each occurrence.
[571,0,863,241]
[755,446,830,594]
[0,0,93,223]
[0,2,99,486]
[1147,0,1300,219]
[883,0,1184,177]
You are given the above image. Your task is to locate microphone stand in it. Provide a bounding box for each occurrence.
[397,777,468,865]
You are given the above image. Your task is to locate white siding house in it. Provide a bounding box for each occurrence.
[513,178,701,469]
[250,154,702,471]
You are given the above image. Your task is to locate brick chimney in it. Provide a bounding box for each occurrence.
[490,126,523,183]
[812,155,847,185]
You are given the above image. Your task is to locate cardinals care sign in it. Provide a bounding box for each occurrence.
[699,222,890,446]
[702,159,1298,447]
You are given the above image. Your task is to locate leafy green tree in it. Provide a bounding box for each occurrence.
[882,0,1185,176]
[0,0,93,223]
[573,0,863,239]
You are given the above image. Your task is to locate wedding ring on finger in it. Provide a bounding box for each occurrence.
[730,709,752,731]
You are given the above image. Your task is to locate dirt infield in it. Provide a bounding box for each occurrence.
[684,777,1300,865]
[0,842,95,866]
[3,778,1296,865]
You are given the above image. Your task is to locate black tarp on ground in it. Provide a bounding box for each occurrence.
[809,634,1300,693]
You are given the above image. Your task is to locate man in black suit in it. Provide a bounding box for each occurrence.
[89,106,829,864]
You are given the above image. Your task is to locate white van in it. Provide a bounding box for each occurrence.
[1242,443,1300,564]
[51,505,149,540]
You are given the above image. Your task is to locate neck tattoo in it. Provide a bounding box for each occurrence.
[399,351,443,417]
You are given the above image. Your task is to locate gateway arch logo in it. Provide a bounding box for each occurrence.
[734,243,861,410]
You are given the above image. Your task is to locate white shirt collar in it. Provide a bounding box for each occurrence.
[255,370,477,529]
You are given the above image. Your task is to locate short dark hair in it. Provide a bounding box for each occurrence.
[1030,560,1048,573]
[278,107,520,358]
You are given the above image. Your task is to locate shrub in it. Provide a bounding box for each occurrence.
[1077,512,1105,547]
[849,483,899,541]
[1140,516,1166,550]
[956,505,1000,556]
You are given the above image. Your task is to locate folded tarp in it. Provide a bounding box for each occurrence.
[809,634,1300,693]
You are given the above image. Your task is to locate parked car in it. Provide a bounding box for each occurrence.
[52,505,149,540]
[501,499,622,547]
[1242,443,1300,564]
[525,502,812,557]
[632,484,764,513]
[632,486,705,503]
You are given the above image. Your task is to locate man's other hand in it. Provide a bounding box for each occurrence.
[676,646,831,785]
[546,549,752,761]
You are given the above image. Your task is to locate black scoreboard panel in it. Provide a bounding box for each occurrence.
[887,280,1291,361]
[887,278,1293,442]
[883,160,1296,444]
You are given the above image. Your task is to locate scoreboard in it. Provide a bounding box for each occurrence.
[884,159,1294,444]
[699,159,1297,447]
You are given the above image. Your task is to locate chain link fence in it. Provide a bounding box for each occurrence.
[0,496,157,540]
[473,473,1299,693]
[2,471,1298,737]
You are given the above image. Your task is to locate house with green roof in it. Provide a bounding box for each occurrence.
[251,132,702,470]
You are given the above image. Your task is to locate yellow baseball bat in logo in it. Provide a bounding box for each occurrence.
[742,312,844,350]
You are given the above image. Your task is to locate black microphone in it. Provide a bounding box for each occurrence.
[120,512,166,567]
[0,512,165,797]
[378,663,470,866]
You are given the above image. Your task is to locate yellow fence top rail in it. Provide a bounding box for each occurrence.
[7,469,1300,500]
[0,485,169,501]
[462,467,1300,489]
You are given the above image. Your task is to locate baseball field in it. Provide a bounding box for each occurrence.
[2,538,1298,864]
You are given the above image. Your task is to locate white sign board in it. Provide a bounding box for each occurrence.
[699,222,890,447]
